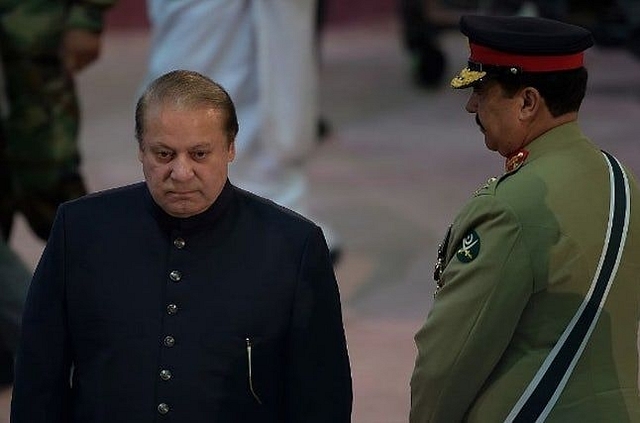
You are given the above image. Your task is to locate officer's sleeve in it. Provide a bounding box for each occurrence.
[285,225,353,422]
[11,207,72,422]
[410,195,533,422]
[67,0,117,33]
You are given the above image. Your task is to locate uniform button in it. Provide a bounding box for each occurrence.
[169,270,182,282]
[163,335,175,347]
[166,304,178,315]
[157,402,170,414]
[173,237,186,249]
[159,369,172,381]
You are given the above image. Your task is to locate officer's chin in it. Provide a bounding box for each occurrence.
[483,136,499,153]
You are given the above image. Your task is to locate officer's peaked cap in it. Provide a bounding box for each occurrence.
[451,15,594,89]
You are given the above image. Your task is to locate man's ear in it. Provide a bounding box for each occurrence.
[519,87,541,120]
[228,141,236,163]
[137,144,144,163]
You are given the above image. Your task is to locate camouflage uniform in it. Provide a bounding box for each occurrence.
[0,0,116,241]
[0,0,115,386]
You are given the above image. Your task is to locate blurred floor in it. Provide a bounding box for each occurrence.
[8,15,640,423]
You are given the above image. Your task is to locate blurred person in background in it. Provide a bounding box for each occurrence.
[398,0,466,88]
[0,0,116,241]
[0,1,115,420]
[0,229,29,422]
[411,15,640,422]
[143,0,344,265]
[399,0,640,89]
[0,119,29,422]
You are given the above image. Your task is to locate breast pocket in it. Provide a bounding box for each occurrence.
[199,333,286,408]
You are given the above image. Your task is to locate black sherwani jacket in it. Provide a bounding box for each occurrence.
[11,180,352,422]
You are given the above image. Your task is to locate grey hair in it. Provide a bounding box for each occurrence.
[135,70,239,145]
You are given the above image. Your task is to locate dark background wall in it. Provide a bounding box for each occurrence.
[106,0,397,30]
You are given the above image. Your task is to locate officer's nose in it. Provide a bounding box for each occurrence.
[465,93,478,113]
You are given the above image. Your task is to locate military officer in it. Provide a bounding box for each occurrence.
[410,15,640,422]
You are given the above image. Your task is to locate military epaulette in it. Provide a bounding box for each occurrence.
[473,176,498,196]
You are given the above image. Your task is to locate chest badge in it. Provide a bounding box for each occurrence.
[456,230,481,263]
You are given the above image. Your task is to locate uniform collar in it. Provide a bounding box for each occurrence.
[504,121,586,174]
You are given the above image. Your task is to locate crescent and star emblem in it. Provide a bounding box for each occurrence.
[456,230,481,263]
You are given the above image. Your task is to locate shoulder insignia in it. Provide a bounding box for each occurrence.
[456,230,481,263]
[474,176,498,196]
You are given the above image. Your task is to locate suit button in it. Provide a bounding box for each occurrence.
[157,402,170,414]
[159,369,172,381]
[173,237,186,249]
[169,270,182,282]
[163,335,175,347]
[166,304,178,315]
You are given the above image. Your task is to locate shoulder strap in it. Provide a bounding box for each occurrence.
[505,151,631,423]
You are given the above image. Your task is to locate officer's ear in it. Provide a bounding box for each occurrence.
[519,87,542,121]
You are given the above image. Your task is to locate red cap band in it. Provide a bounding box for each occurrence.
[469,43,585,72]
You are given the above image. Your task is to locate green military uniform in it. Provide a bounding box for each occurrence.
[411,122,640,422]
[0,0,115,240]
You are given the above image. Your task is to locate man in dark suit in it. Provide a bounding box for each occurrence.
[10,70,353,422]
